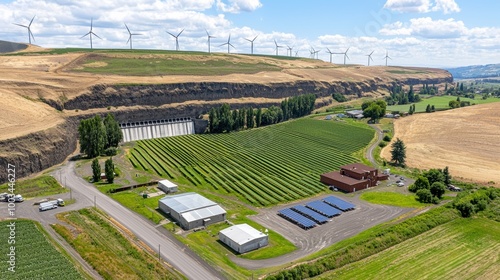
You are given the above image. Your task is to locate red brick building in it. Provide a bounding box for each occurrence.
[320,163,388,193]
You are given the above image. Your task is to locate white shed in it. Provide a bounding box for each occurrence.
[219,224,269,254]
[158,179,178,193]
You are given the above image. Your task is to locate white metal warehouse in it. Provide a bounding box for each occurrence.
[219,224,269,254]
[158,179,178,193]
[158,192,226,230]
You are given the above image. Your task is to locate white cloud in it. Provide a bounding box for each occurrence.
[384,0,460,14]
[432,0,460,14]
[380,17,466,38]
[216,0,263,14]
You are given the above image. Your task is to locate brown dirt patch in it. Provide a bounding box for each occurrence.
[381,103,500,184]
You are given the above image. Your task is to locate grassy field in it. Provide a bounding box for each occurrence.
[359,192,427,208]
[52,208,180,280]
[314,217,500,280]
[130,118,374,206]
[0,220,86,279]
[387,95,500,113]
[0,175,68,198]
[72,53,281,76]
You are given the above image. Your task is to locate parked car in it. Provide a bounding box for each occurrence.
[397,182,405,187]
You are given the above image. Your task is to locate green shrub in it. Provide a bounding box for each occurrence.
[378,142,387,148]
[332,92,347,103]
[104,147,117,156]
[383,135,391,142]
[416,189,432,203]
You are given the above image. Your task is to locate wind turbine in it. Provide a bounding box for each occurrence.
[219,34,235,53]
[274,39,284,56]
[14,15,35,44]
[244,35,258,54]
[206,29,215,53]
[326,47,335,63]
[295,50,299,57]
[342,47,350,65]
[309,48,315,59]
[384,50,392,66]
[366,51,374,66]
[286,45,294,57]
[313,49,320,59]
[81,18,102,49]
[167,29,184,51]
[125,24,141,50]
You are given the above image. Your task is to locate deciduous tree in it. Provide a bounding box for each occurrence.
[91,158,101,183]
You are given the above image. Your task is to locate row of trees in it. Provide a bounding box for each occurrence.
[409,167,451,203]
[208,104,262,133]
[208,94,316,133]
[386,84,421,105]
[91,158,115,183]
[449,96,471,109]
[78,114,122,158]
[280,94,316,121]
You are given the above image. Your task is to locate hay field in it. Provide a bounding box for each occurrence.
[382,102,500,184]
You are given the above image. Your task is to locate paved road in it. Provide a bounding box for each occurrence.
[367,124,384,167]
[56,161,224,280]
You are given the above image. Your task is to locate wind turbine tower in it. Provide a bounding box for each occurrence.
[384,51,392,66]
[167,29,184,51]
[342,47,350,65]
[125,24,141,50]
[219,34,235,53]
[244,35,258,54]
[326,47,335,63]
[81,18,102,49]
[14,15,36,44]
[366,51,374,66]
[274,40,283,56]
[206,29,215,53]
[286,45,293,57]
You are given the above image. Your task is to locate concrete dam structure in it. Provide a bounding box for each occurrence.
[121,118,195,142]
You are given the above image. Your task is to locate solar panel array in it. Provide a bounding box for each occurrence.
[323,196,356,211]
[278,196,356,230]
[305,201,342,218]
[278,208,316,229]
[291,205,329,224]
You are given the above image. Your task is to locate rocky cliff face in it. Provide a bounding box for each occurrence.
[62,74,453,111]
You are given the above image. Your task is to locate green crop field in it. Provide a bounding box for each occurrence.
[315,217,500,280]
[387,95,500,113]
[0,220,85,279]
[130,118,374,206]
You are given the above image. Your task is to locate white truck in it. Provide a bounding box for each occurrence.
[47,198,65,207]
[1,193,24,202]
[39,202,58,211]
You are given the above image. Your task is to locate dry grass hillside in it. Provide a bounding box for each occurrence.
[0,46,451,141]
[381,103,500,184]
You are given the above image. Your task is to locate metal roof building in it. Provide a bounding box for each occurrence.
[219,224,269,254]
[158,192,226,230]
[158,179,178,193]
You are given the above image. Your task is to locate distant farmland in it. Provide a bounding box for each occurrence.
[387,95,500,113]
[129,118,374,206]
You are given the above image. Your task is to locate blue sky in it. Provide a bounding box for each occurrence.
[0,0,499,67]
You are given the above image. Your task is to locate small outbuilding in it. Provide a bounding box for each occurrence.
[158,192,226,230]
[158,179,178,193]
[219,224,269,254]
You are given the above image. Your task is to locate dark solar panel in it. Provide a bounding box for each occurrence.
[323,196,356,211]
[291,205,329,224]
[306,200,342,218]
[278,208,316,229]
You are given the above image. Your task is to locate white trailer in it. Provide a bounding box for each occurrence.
[39,202,58,211]
[47,198,65,207]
